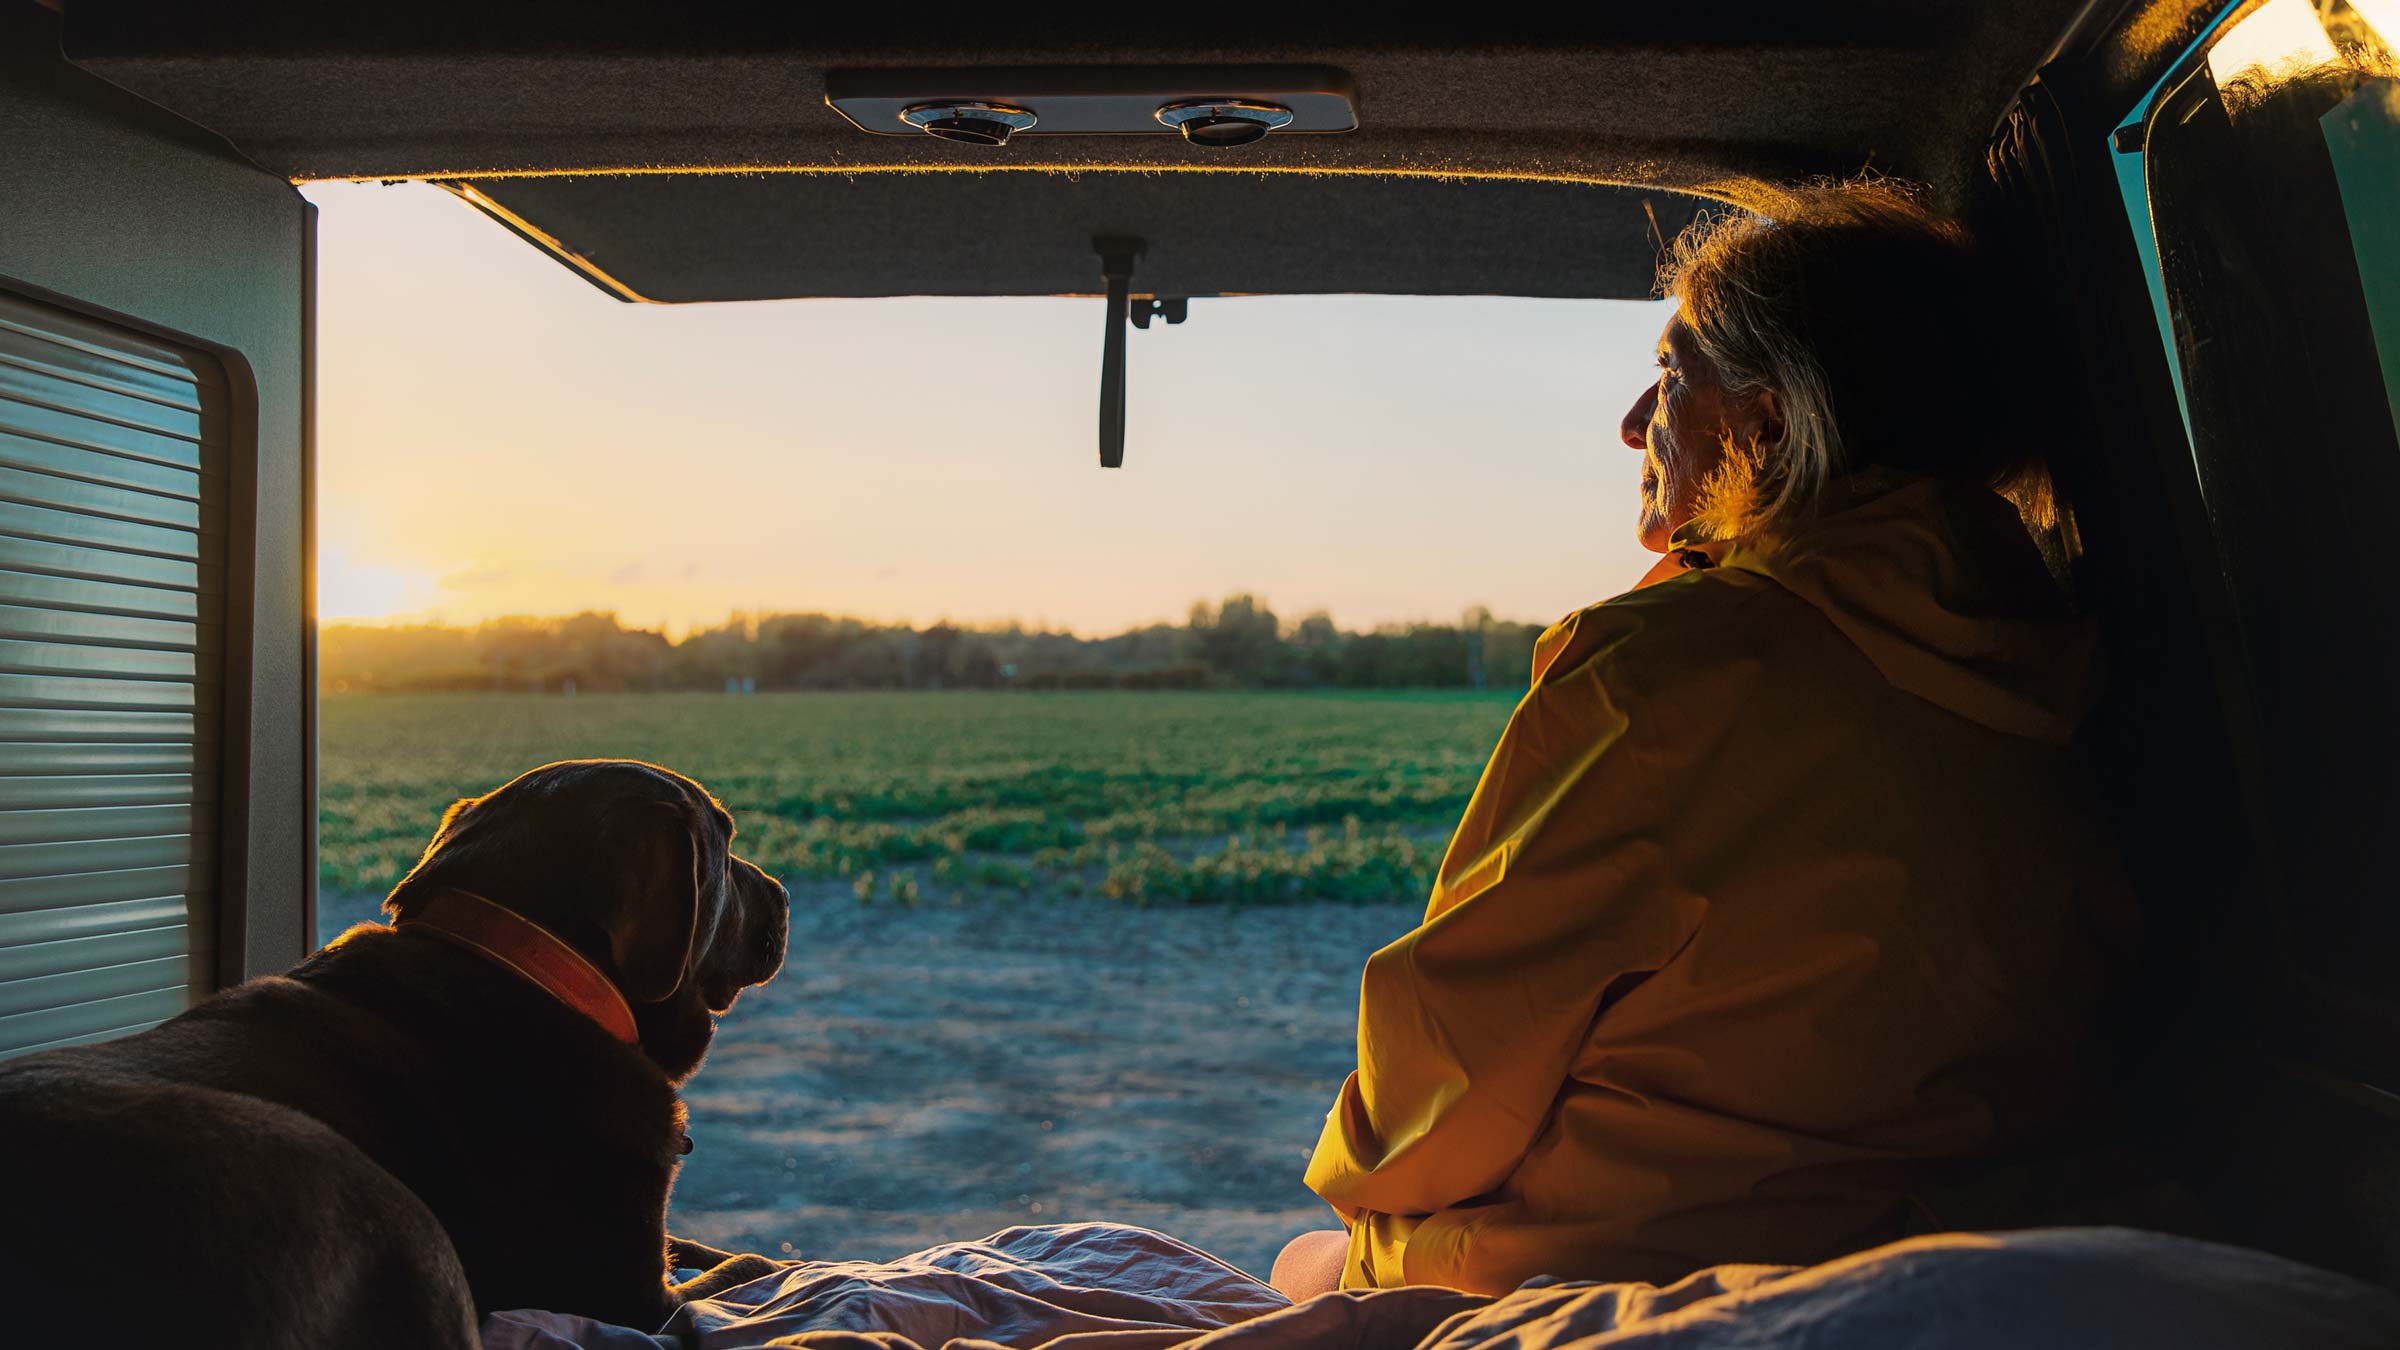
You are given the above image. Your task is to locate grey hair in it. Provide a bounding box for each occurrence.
[1657,179,2005,543]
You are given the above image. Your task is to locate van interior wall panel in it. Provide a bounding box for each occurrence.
[0,291,227,1060]
[59,3,2090,300]
[0,8,310,1002]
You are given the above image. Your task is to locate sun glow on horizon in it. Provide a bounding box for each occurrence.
[319,548,440,624]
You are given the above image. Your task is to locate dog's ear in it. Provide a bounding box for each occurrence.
[598,797,702,1004]
[382,795,484,924]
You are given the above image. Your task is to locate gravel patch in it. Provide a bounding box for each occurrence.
[318,887,1418,1281]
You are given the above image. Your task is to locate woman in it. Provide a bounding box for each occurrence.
[1272,182,2135,1298]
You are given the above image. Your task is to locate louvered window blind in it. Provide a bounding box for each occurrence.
[0,290,225,1059]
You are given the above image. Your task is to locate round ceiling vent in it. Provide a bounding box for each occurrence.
[1154,99,1296,147]
[899,101,1040,146]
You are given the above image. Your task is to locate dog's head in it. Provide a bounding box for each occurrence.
[384,759,789,1083]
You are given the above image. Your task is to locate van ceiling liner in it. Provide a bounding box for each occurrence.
[59,3,2096,301]
[439,174,1708,303]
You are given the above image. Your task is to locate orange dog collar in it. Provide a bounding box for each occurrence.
[396,888,641,1045]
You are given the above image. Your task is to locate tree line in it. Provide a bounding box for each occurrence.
[319,596,1550,694]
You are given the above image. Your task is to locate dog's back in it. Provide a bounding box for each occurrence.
[0,1011,481,1350]
[0,925,695,1340]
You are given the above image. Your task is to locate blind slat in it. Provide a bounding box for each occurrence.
[0,708,198,742]
[0,671,201,712]
[0,986,189,1059]
[0,774,202,809]
[0,461,208,531]
[0,893,191,943]
[0,325,204,414]
[0,534,204,592]
[0,864,207,915]
[0,638,202,683]
[0,1016,169,1059]
[0,362,210,443]
[0,925,188,984]
[0,497,204,560]
[0,803,204,847]
[0,568,211,623]
[0,401,209,473]
[0,953,190,1017]
[0,744,204,775]
[0,429,212,501]
[0,295,223,385]
[0,605,203,651]
[0,834,203,882]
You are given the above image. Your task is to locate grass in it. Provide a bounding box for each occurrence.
[319,690,1518,908]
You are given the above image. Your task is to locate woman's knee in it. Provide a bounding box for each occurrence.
[1270,1228,1350,1301]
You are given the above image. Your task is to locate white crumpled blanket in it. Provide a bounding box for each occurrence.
[481,1222,2400,1350]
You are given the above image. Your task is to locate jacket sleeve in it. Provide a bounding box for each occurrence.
[1303,599,1712,1249]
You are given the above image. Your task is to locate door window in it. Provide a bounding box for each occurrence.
[2131,0,2399,992]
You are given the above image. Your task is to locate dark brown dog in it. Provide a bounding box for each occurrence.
[0,760,790,1348]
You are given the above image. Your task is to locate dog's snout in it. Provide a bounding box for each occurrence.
[735,855,790,989]
[736,856,788,908]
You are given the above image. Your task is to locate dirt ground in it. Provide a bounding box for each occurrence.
[318,887,1420,1281]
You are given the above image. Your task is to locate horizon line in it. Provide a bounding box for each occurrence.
[319,598,1551,640]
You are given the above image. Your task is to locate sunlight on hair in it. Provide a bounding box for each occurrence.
[2208,0,2340,86]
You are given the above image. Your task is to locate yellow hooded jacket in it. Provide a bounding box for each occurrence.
[1303,475,2137,1294]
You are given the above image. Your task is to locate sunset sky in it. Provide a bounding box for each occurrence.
[305,180,1672,636]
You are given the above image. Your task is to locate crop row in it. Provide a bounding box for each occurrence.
[319,690,1515,907]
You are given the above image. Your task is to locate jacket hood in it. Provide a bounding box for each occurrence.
[1713,474,2099,743]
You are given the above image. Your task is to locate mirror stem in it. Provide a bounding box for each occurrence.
[1095,237,1143,469]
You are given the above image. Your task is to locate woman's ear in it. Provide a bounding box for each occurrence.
[598,799,701,1004]
[1753,387,1787,451]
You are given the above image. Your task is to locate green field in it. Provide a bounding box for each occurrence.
[319,690,1519,911]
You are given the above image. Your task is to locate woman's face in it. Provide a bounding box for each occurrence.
[1619,309,1776,552]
